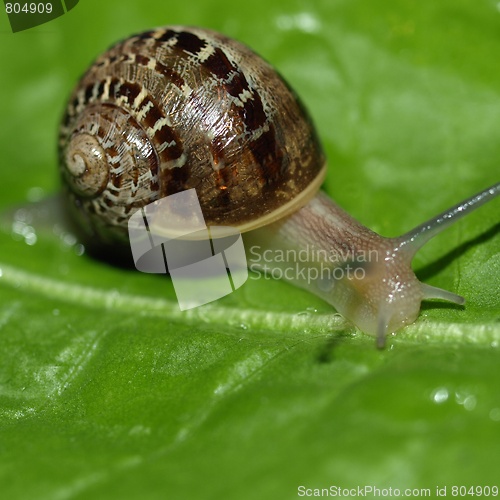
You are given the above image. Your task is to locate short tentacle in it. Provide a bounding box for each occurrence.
[420,283,465,305]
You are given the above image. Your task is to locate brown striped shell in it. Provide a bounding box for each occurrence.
[59,26,326,246]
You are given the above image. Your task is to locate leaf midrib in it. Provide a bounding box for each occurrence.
[1,261,499,345]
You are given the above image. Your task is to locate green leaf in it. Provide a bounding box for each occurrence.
[1,0,499,498]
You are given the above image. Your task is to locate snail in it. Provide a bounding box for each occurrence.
[59,26,500,347]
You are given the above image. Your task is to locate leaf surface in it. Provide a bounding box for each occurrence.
[0,0,499,498]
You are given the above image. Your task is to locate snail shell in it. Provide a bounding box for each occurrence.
[59,26,326,246]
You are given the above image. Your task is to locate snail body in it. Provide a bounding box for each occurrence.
[59,26,500,346]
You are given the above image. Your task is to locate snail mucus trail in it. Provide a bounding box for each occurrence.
[59,26,500,347]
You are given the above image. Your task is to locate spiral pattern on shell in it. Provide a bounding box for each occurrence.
[59,26,326,245]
